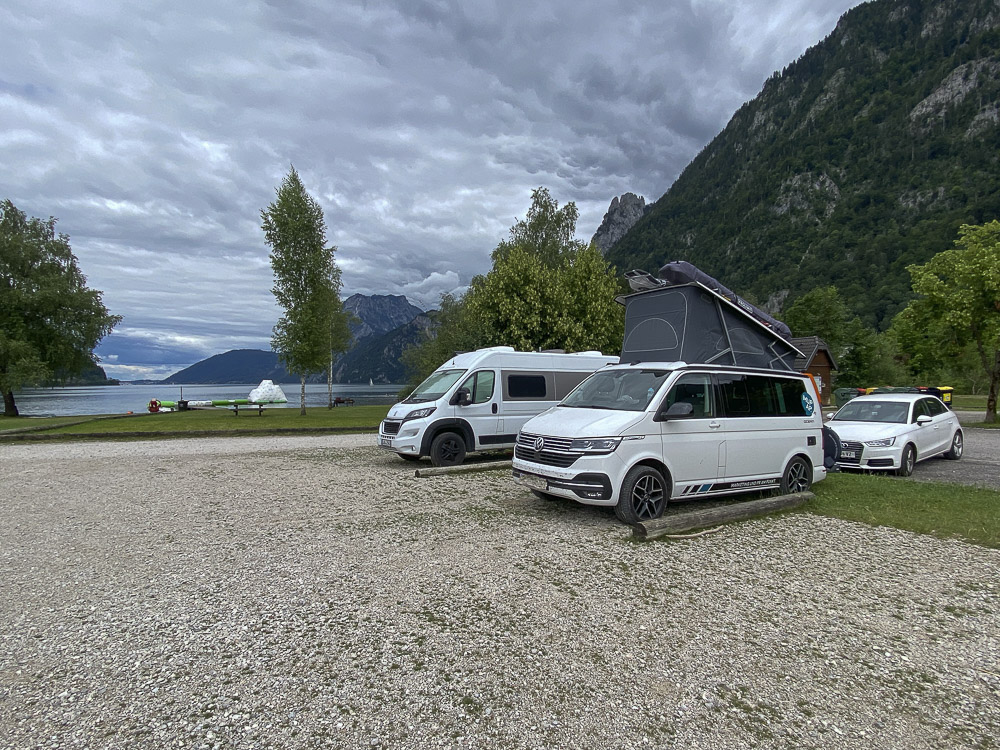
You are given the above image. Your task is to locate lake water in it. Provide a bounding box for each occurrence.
[11,383,405,417]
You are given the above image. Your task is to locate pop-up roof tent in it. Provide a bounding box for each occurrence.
[618,261,800,371]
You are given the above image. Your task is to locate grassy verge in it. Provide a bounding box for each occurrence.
[950,394,986,410]
[0,405,391,440]
[804,471,1000,549]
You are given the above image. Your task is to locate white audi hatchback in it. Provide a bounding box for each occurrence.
[827,393,962,476]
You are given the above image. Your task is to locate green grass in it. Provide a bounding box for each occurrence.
[805,471,1000,549]
[0,405,391,439]
[950,394,987,410]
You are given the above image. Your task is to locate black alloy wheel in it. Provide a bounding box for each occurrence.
[615,466,667,524]
[780,456,812,494]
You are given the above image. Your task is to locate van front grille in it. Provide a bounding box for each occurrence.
[515,433,582,468]
[382,420,401,435]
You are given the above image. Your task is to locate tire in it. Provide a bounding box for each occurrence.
[896,444,916,477]
[397,453,421,463]
[429,431,467,467]
[944,430,963,460]
[615,465,668,524]
[780,455,812,494]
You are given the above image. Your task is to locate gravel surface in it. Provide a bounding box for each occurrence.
[907,416,1000,489]
[2,435,999,749]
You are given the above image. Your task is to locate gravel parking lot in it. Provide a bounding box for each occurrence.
[1,435,998,749]
[906,415,1000,489]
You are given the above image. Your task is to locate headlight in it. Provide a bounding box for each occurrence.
[864,437,896,447]
[569,437,623,454]
[404,407,436,421]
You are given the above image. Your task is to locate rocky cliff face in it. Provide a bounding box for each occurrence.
[605,0,1000,328]
[591,193,648,253]
[344,294,423,342]
[332,314,435,384]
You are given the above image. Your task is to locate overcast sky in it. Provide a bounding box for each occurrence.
[2,0,862,380]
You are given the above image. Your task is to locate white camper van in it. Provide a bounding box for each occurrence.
[379,347,618,466]
[512,362,827,523]
[512,262,831,524]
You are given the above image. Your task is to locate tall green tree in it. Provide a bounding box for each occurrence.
[403,188,624,385]
[782,285,901,386]
[262,167,349,415]
[0,200,121,416]
[900,221,1000,422]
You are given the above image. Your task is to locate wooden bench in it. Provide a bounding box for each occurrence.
[231,403,267,416]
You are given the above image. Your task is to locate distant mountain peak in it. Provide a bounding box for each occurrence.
[591,193,649,254]
[343,293,423,341]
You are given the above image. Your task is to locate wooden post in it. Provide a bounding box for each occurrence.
[633,491,814,540]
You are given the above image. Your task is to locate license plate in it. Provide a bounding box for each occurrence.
[840,449,857,459]
[379,436,393,447]
[518,473,548,491]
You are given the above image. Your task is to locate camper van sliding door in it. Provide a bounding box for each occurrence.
[500,370,556,439]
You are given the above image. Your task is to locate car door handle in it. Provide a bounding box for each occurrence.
[708,421,721,429]
[492,403,497,414]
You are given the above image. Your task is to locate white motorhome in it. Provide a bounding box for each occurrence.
[378,347,618,466]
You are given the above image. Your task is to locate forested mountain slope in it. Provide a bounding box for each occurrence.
[606,0,1000,328]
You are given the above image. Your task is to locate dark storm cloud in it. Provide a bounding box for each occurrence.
[0,0,861,379]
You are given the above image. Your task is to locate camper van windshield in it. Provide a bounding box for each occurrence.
[560,369,671,412]
[404,369,467,403]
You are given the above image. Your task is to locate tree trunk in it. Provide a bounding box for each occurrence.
[300,375,307,416]
[986,357,998,424]
[3,388,19,417]
[328,358,333,409]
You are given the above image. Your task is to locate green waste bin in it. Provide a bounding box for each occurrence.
[834,388,859,407]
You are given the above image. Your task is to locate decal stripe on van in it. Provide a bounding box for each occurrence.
[678,478,780,495]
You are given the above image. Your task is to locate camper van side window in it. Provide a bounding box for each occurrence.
[773,378,808,416]
[718,374,751,416]
[507,374,547,399]
[459,370,496,405]
[720,374,808,417]
[663,373,714,418]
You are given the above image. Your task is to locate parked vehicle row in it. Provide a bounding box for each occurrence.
[376,265,960,526]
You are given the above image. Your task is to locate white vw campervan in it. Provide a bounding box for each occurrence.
[512,362,826,523]
[379,347,617,466]
[512,261,831,523]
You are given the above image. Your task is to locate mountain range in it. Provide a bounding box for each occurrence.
[162,294,425,384]
[604,0,1000,329]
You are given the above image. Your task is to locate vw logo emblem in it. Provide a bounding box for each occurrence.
[533,436,545,452]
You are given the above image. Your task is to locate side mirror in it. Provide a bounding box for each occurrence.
[916,414,932,425]
[659,402,694,420]
[451,387,472,407]
[825,412,835,421]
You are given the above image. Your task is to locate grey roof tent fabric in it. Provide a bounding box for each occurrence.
[619,263,800,371]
